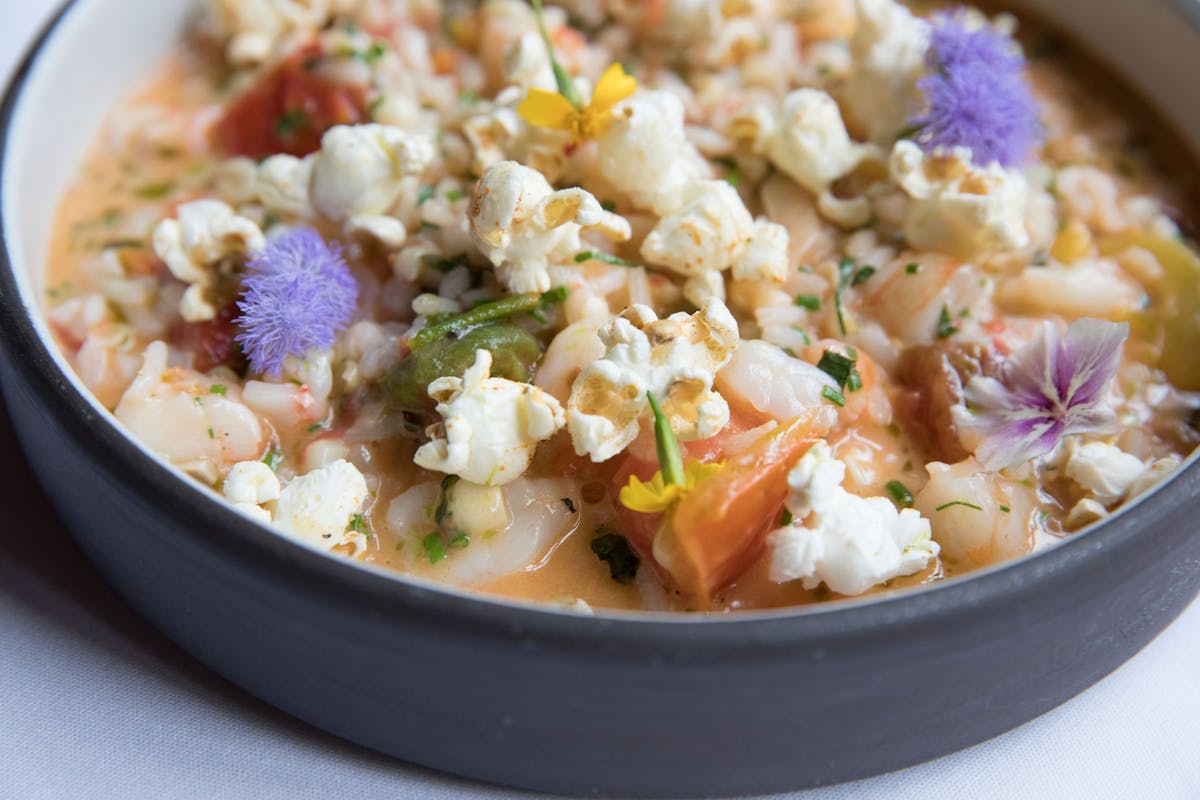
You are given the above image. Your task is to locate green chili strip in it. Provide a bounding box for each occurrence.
[411,292,541,348]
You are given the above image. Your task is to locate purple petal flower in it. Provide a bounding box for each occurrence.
[910,11,1041,167]
[961,318,1129,470]
[235,228,357,376]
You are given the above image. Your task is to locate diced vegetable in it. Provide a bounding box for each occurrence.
[381,322,543,411]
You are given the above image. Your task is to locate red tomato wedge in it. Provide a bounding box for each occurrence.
[213,45,369,159]
[612,411,824,606]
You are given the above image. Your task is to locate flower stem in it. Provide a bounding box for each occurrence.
[530,0,585,110]
[647,391,685,487]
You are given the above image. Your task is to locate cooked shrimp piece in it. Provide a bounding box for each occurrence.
[716,339,839,425]
[858,255,985,346]
[387,477,581,587]
[115,341,270,483]
[913,458,1038,568]
[534,321,606,404]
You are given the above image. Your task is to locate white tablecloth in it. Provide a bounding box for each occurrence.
[2,3,1199,798]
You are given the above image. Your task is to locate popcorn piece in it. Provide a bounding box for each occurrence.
[310,124,434,223]
[152,199,265,322]
[640,180,788,289]
[222,460,281,523]
[889,140,1029,258]
[840,0,930,144]
[767,440,938,595]
[414,349,567,486]
[596,90,707,215]
[735,89,881,229]
[1063,440,1147,506]
[567,300,739,462]
[201,0,362,67]
[462,88,571,181]
[256,154,316,218]
[273,459,370,554]
[469,160,631,294]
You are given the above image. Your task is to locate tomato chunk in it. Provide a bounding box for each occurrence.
[213,45,368,159]
[171,303,246,374]
[612,411,824,605]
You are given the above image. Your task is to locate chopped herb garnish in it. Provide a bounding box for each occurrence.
[207,427,215,440]
[422,532,446,563]
[999,505,1011,513]
[434,474,459,525]
[935,500,984,512]
[192,396,204,407]
[600,199,617,212]
[822,385,846,407]
[794,294,821,311]
[349,513,368,534]
[529,285,569,324]
[307,422,325,433]
[711,155,741,186]
[457,89,481,104]
[935,305,958,339]
[816,349,857,389]
[905,262,921,275]
[416,184,435,205]
[780,508,794,526]
[448,534,470,549]
[367,96,385,118]
[590,532,640,583]
[360,42,387,63]
[846,370,863,392]
[885,480,914,509]
[209,384,227,396]
[834,257,855,335]
[275,109,309,137]
[444,188,463,203]
[574,250,635,267]
[1031,250,1048,267]
[134,181,174,199]
[262,448,283,471]
[100,239,145,251]
[850,266,876,286]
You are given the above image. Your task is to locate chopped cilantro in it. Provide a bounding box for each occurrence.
[307,422,325,433]
[821,385,846,407]
[834,257,855,335]
[209,384,227,396]
[850,265,876,286]
[905,262,921,275]
[262,448,283,471]
[349,513,369,534]
[935,500,984,512]
[600,199,617,212]
[416,184,435,205]
[711,155,741,186]
[275,109,309,137]
[422,532,446,564]
[448,534,470,549]
[885,480,914,509]
[574,250,635,267]
[816,349,856,389]
[134,181,174,200]
[360,42,387,63]
[457,89,482,104]
[846,369,863,392]
[780,508,794,526]
[999,505,1012,513]
[367,96,386,118]
[434,474,459,525]
[935,305,958,339]
[590,532,640,583]
[444,188,463,203]
[794,294,821,311]
[207,427,215,440]
[192,396,204,407]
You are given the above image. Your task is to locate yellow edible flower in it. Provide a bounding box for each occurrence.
[619,460,725,514]
[517,63,637,142]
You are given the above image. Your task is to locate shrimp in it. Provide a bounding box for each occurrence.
[913,458,1037,569]
[858,254,985,347]
[387,476,581,587]
[241,349,334,431]
[533,321,605,404]
[716,339,839,426]
[114,341,270,484]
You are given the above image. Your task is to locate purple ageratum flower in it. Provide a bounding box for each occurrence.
[910,11,1040,167]
[235,228,357,376]
[959,318,1130,470]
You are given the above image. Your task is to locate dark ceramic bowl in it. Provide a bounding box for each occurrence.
[2,1,1199,797]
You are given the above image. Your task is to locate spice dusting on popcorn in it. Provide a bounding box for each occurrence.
[40,0,1200,611]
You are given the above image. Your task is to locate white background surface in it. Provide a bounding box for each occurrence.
[1,2,1199,798]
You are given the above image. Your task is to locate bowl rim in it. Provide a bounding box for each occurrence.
[2,0,1199,651]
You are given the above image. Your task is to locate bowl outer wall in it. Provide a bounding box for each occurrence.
[1,1,1200,797]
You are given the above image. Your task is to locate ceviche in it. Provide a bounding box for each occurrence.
[43,0,1200,611]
